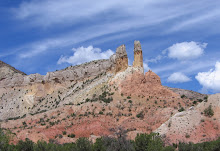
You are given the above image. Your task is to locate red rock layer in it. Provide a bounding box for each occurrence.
[120,70,178,98]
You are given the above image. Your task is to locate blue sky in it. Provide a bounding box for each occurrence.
[1,0,220,94]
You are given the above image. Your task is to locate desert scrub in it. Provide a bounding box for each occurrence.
[181,95,186,98]
[178,107,185,112]
[136,111,144,119]
[68,133,75,138]
[204,105,214,117]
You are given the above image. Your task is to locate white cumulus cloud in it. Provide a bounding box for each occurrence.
[195,61,220,93]
[167,72,191,83]
[143,62,150,72]
[57,46,114,65]
[166,41,207,60]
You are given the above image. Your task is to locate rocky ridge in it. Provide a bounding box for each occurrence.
[0,60,26,81]
[0,59,113,88]
[0,41,216,145]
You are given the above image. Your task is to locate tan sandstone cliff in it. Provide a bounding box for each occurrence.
[115,45,128,73]
[133,40,143,68]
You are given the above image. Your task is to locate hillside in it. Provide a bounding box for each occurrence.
[0,60,26,81]
[156,93,220,144]
[0,41,218,145]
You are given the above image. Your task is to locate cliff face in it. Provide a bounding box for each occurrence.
[0,59,114,120]
[115,45,128,73]
[133,41,143,68]
[0,59,113,88]
[119,71,178,98]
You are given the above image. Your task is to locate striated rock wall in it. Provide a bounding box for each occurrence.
[133,41,143,68]
[0,58,115,120]
[0,59,113,88]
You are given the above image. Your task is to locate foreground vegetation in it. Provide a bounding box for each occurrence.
[1,128,220,151]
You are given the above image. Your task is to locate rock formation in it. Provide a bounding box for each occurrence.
[133,41,143,68]
[1,41,215,145]
[145,70,161,86]
[120,70,178,97]
[115,45,128,73]
[0,60,26,81]
[0,59,113,88]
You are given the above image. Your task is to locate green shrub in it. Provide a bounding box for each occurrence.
[99,111,104,115]
[17,138,34,151]
[204,96,208,102]
[178,107,185,112]
[193,101,197,105]
[68,133,75,138]
[134,133,164,151]
[58,134,63,138]
[92,138,106,151]
[181,95,186,98]
[0,129,10,151]
[128,100,133,103]
[197,99,203,103]
[62,131,67,135]
[76,137,92,151]
[204,105,214,117]
[136,111,144,119]
[86,98,90,102]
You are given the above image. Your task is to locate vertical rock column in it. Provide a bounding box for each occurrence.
[115,44,128,73]
[133,40,143,68]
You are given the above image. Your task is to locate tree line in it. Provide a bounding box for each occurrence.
[1,128,220,151]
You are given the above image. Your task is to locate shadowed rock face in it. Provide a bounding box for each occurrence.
[115,45,128,73]
[133,41,143,68]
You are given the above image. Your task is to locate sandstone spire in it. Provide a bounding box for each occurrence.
[115,44,128,73]
[133,40,143,68]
